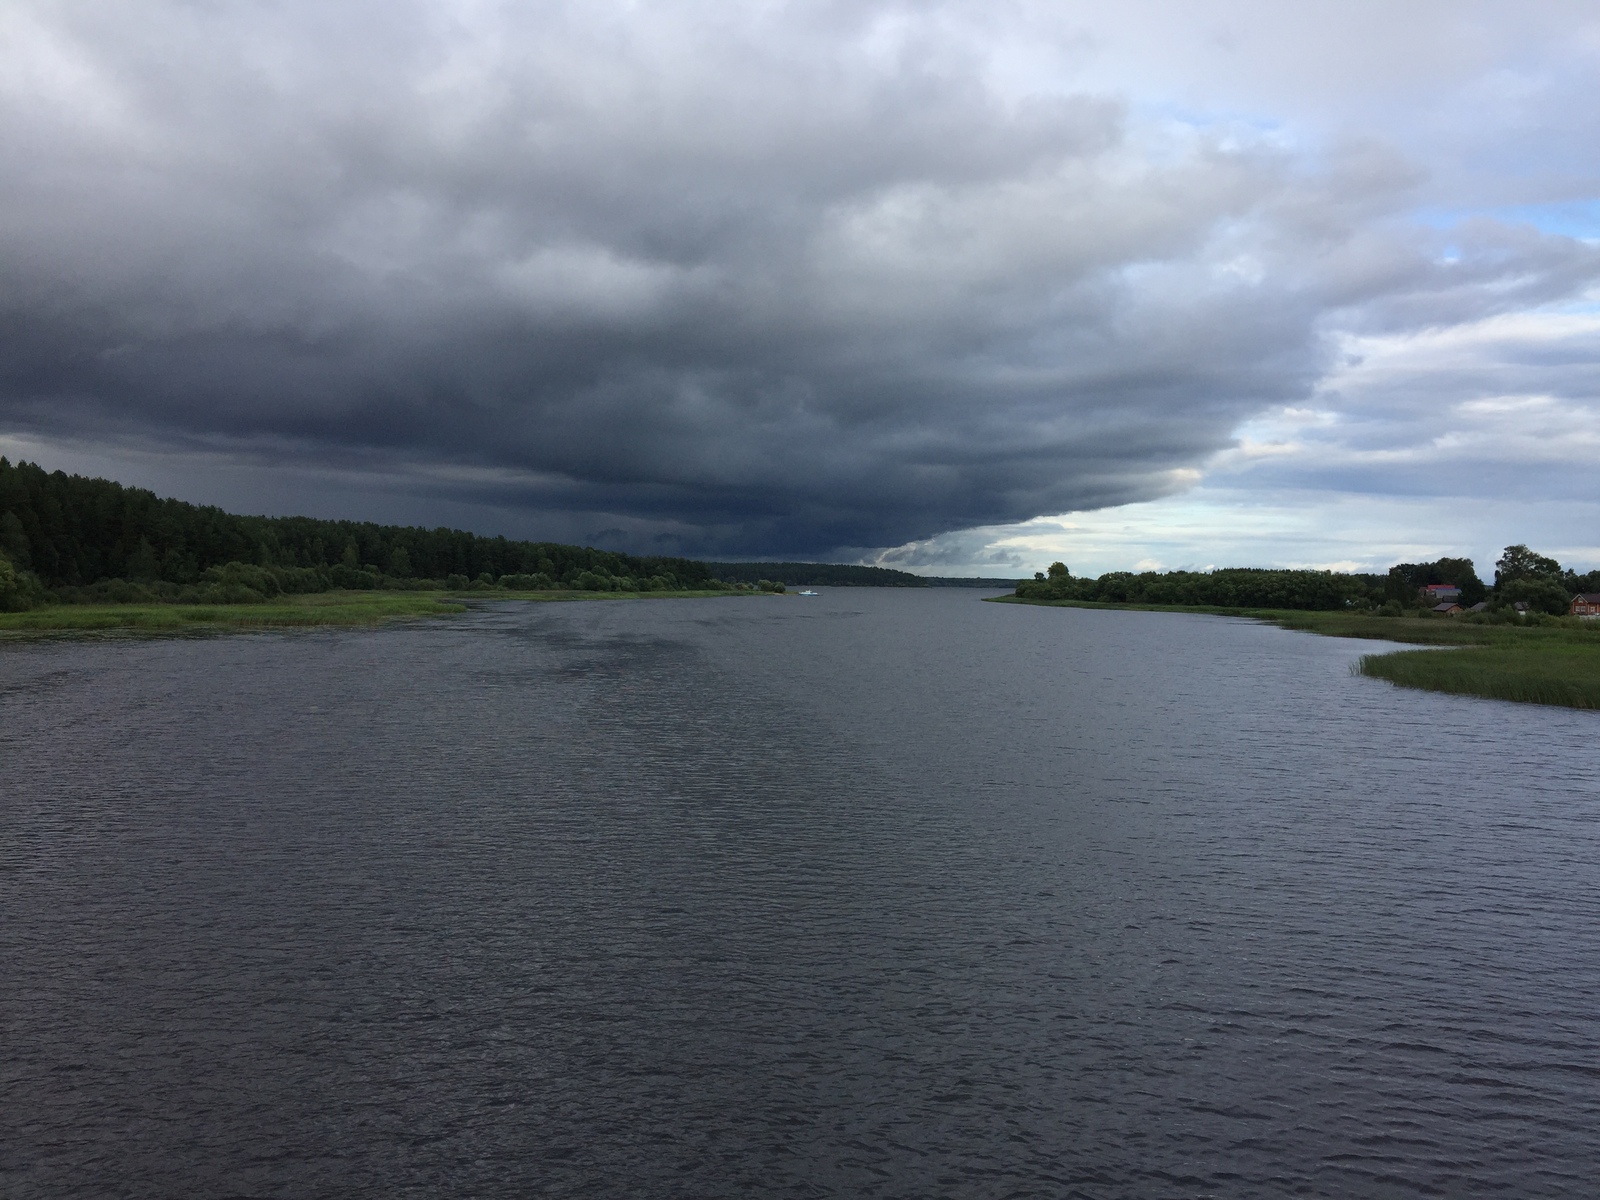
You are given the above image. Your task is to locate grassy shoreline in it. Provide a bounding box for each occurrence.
[991,595,1600,710]
[0,587,747,637]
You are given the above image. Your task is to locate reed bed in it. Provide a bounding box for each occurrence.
[1357,645,1600,709]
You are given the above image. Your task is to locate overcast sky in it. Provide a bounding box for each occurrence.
[2,1,1598,574]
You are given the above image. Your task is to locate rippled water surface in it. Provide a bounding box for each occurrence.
[3,589,1599,1198]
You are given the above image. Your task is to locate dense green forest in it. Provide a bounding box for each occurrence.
[1014,548,1600,615]
[0,457,716,610]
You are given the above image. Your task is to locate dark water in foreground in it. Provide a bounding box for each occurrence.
[3,590,1599,1199]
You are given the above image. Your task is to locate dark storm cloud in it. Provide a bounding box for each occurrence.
[2,1,1597,555]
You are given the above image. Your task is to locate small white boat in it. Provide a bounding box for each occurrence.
[797,589,819,596]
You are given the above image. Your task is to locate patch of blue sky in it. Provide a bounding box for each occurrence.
[1545,294,1600,316]
[1410,200,1600,240]
[1126,98,1296,156]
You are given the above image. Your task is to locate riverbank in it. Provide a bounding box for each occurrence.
[0,587,746,636]
[991,596,1600,710]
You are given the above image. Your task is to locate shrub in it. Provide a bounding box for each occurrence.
[105,578,157,604]
[497,572,554,589]
[199,581,267,604]
[0,548,30,612]
[202,561,283,597]
[271,565,331,594]
[329,564,381,590]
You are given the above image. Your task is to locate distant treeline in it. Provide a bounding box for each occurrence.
[1016,565,1379,609]
[924,576,1029,588]
[1015,548,1600,615]
[0,457,716,609]
[707,562,1022,587]
[707,561,929,587]
[7,457,1593,620]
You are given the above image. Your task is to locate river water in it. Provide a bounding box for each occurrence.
[3,589,1598,1198]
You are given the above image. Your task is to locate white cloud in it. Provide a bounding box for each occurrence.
[877,301,1600,576]
[876,485,1600,578]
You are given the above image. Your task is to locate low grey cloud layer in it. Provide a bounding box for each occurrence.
[3,2,1599,557]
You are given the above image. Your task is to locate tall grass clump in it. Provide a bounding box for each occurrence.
[1357,646,1600,709]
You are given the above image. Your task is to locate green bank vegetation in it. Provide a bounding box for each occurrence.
[1009,550,1600,613]
[998,549,1600,711]
[0,586,774,637]
[1356,642,1600,710]
[0,590,467,635]
[0,583,783,636]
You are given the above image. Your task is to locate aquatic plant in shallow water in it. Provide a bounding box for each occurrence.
[1357,645,1600,709]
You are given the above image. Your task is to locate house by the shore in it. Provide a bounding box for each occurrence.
[1420,583,1462,604]
[1432,601,1464,616]
[1572,592,1600,618]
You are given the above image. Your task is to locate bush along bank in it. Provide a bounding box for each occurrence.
[1013,546,1600,619]
[0,545,49,612]
[1013,562,1376,609]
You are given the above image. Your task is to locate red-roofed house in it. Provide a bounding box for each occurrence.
[1572,593,1600,617]
[1420,583,1462,603]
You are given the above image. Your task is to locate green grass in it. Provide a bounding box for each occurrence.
[0,591,467,635]
[1357,644,1600,709]
[0,586,756,638]
[991,594,1600,710]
